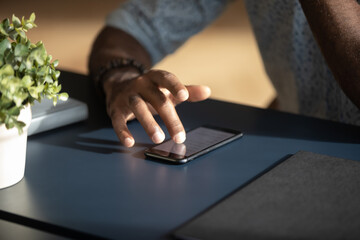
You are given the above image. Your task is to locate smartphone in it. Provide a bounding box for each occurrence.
[144,125,243,164]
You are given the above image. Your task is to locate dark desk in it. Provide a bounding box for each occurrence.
[0,71,359,239]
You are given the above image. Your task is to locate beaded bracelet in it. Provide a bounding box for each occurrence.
[94,58,148,95]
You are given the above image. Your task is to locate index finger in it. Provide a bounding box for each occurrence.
[110,108,135,147]
[146,70,189,102]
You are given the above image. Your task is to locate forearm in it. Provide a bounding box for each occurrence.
[300,0,360,108]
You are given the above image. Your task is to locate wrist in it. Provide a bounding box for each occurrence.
[92,57,148,98]
[102,67,140,94]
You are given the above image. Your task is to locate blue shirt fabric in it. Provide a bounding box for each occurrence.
[106,0,360,126]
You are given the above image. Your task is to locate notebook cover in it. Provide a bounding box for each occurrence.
[173,151,360,240]
[28,97,88,136]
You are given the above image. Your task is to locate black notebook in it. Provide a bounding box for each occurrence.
[173,151,360,240]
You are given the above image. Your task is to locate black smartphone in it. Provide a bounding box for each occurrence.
[144,125,243,164]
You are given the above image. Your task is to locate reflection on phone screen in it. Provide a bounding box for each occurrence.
[152,127,236,157]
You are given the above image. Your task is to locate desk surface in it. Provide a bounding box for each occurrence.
[0,71,359,239]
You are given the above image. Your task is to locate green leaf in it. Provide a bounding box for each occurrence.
[44,74,53,83]
[35,41,42,47]
[29,13,36,22]
[54,70,60,78]
[36,84,44,92]
[16,29,26,41]
[12,15,21,28]
[0,23,8,36]
[59,92,69,101]
[0,111,6,122]
[18,62,26,72]
[46,54,52,63]
[28,87,38,98]
[52,96,58,105]
[5,117,15,129]
[55,84,61,92]
[0,64,14,77]
[14,43,29,57]
[28,43,46,65]
[14,120,26,135]
[8,105,20,116]
[0,18,11,37]
[11,90,27,107]
[21,75,32,87]
[1,18,11,33]
[52,59,59,68]
[25,23,33,30]
[0,38,11,55]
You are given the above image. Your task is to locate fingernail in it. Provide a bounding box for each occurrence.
[205,86,211,95]
[152,131,165,144]
[124,137,134,147]
[177,89,189,101]
[174,131,186,143]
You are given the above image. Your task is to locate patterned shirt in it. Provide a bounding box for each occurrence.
[106,0,360,126]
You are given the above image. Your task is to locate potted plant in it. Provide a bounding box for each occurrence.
[0,13,68,189]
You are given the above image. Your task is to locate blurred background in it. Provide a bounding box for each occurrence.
[1,0,275,108]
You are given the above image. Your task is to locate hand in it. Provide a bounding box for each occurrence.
[103,68,211,147]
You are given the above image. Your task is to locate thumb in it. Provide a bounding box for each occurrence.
[186,85,211,102]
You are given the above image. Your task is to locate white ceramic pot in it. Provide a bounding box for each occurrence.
[0,105,32,189]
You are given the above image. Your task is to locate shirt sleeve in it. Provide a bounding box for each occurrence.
[106,0,231,64]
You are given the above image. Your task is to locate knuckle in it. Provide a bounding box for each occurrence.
[156,92,170,108]
[167,119,183,131]
[160,70,176,80]
[107,99,131,119]
[118,129,129,136]
[109,108,116,118]
[134,75,145,84]
[170,81,182,90]
[128,95,142,108]
[149,69,176,81]
[127,76,146,90]
[109,108,126,122]
[132,78,142,89]
[106,100,113,114]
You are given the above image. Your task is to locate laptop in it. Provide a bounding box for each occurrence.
[28,97,88,136]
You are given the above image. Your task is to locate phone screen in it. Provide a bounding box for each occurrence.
[144,126,243,163]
